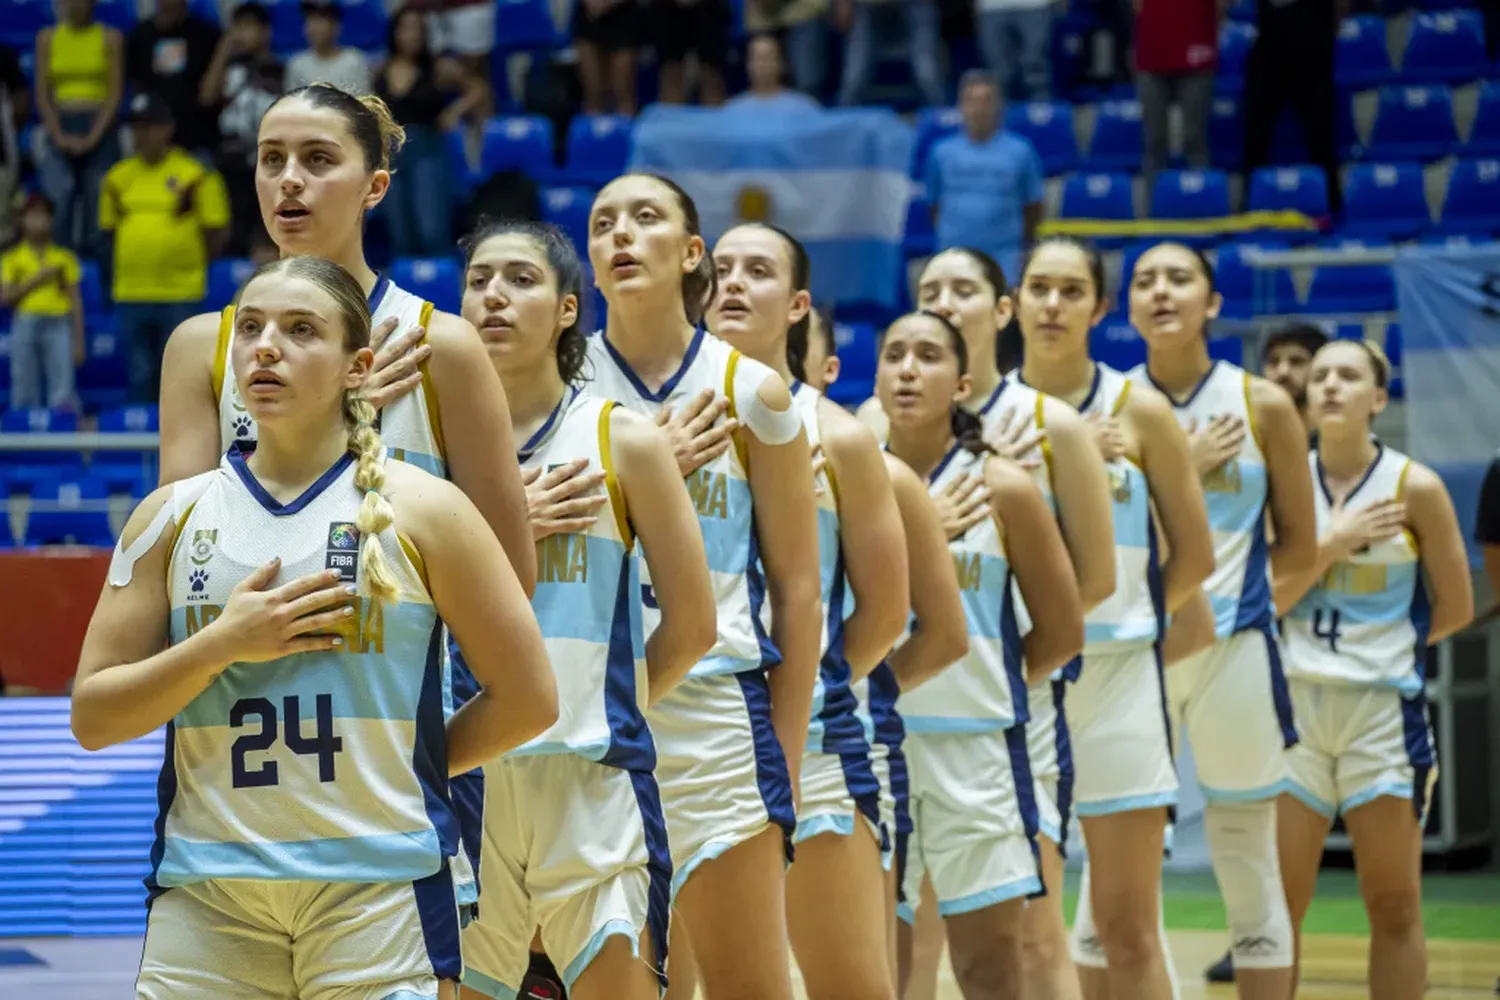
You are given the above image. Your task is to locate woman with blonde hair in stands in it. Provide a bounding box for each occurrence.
[72,255,556,1000]
[155,82,539,912]
[1277,338,1472,1000]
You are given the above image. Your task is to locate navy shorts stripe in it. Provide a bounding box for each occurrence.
[736,670,797,860]
[628,769,673,991]
[1050,677,1074,858]
[413,862,462,982]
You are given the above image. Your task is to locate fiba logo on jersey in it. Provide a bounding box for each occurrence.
[190,528,217,568]
[326,522,361,583]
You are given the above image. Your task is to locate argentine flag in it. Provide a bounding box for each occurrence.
[1394,243,1500,566]
[629,104,914,309]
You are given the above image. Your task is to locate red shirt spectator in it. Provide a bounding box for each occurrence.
[1135,0,1219,74]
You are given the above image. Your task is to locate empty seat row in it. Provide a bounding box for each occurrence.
[1333,11,1492,88]
[0,405,158,497]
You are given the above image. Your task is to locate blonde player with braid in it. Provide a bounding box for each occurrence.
[156,82,537,908]
[71,256,557,1000]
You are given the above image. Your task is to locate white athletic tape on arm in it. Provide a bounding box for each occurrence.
[107,473,216,587]
[733,358,802,447]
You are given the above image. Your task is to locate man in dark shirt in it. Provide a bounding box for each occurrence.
[125,0,221,156]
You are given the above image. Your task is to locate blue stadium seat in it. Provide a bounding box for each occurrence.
[93,405,159,496]
[1461,81,1500,156]
[1399,10,1488,84]
[1437,158,1500,235]
[205,257,256,311]
[1090,315,1147,371]
[565,114,633,187]
[912,107,963,179]
[1149,169,1230,234]
[541,187,593,256]
[1005,101,1079,175]
[78,260,105,314]
[1304,239,1396,313]
[0,408,83,495]
[76,329,128,414]
[1365,85,1458,162]
[1216,241,1299,317]
[24,476,114,546]
[389,257,461,315]
[1116,242,1152,311]
[1342,162,1431,239]
[494,0,564,52]
[93,0,137,30]
[0,509,12,548]
[272,0,386,52]
[1336,16,1394,89]
[1247,165,1330,217]
[479,116,556,181]
[833,321,879,389]
[1382,321,1404,399]
[1206,336,1246,365]
[1419,232,1484,249]
[0,0,52,47]
[1208,96,1244,170]
[1059,172,1133,248]
[904,193,936,256]
[1217,22,1256,93]
[1089,101,1144,172]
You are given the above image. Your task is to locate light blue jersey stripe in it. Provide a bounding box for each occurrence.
[156,829,441,885]
[531,535,633,644]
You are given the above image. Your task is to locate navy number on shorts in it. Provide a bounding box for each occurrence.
[1312,609,1343,653]
[229,694,344,789]
[641,584,659,609]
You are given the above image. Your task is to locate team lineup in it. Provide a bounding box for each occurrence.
[66,81,1475,1000]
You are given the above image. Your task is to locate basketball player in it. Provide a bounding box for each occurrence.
[584,173,823,1000]
[154,83,536,915]
[1079,241,1319,1000]
[880,308,1086,1000]
[454,219,722,1000]
[72,255,557,1000]
[1278,338,1472,1000]
[1203,320,1326,985]
[709,222,910,1000]
[788,307,974,996]
[1013,236,1216,1000]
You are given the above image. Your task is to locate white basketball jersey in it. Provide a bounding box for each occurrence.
[153,447,451,891]
[1283,446,1426,696]
[898,445,1028,732]
[781,381,867,755]
[515,388,653,769]
[584,329,780,678]
[985,377,1056,511]
[1131,361,1272,637]
[1045,365,1162,650]
[216,277,445,477]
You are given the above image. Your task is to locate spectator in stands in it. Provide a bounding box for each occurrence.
[375,8,487,256]
[976,0,1055,100]
[0,44,27,247]
[33,0,124,256]
[837,0,946,108]
[1135,0,1216,185]
[423,0,495,83]
[573,0,643,114]
[0,194,84,412]
[742,0,831,97]
[202,1,284,256]
[655,0,733,105]
[286,0,373,94]
[100,92,230,404]
[1241,0,1341,212]
[727,34,820,110]
[1261,322,1329,429]
[125,0,222,160]
[925,69,1044,285]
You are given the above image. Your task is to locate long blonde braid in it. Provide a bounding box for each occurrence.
[345,394,399,604]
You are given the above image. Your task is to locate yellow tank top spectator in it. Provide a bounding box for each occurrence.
[34,0,123,255]
[101,92,230,404]
[0,194,85,410]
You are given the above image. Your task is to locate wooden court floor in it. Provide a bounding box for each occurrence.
[847,930,1500,1000]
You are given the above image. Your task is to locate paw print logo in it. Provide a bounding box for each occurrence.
[189,569,209,593]
[233,415,253,439]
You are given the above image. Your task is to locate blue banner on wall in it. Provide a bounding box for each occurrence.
[1394,245,1500,567]
[629,105,914,309]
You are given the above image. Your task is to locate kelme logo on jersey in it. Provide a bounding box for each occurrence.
[326,522,360,582]
[189,528,217,567]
